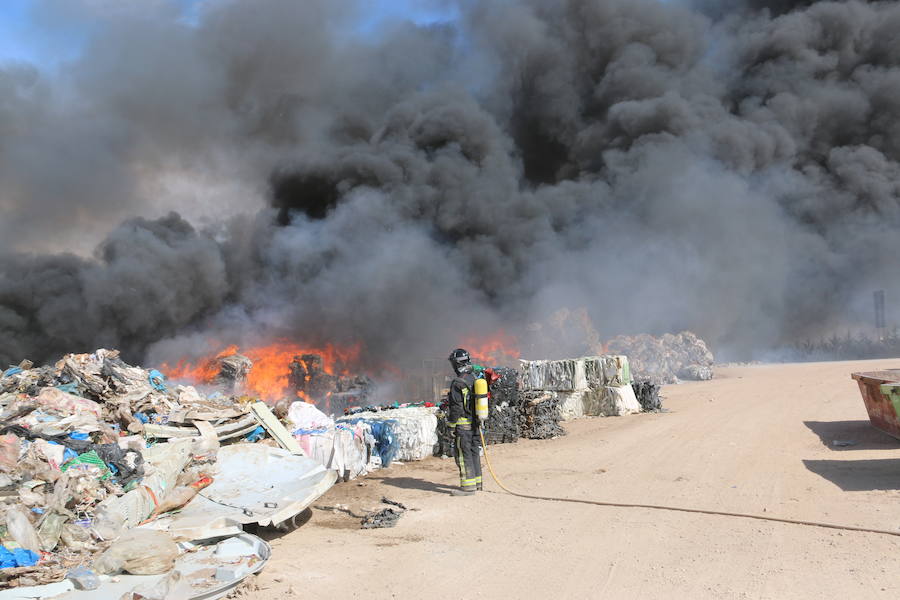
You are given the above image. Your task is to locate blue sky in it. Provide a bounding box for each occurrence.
[0,0,458,67]
[0,0,44,63]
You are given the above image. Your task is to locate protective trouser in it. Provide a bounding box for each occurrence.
[453,421,482,491]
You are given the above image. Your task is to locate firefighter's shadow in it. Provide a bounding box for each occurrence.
[370,476,458,495]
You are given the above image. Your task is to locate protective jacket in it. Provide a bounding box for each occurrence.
[448,372,477,426]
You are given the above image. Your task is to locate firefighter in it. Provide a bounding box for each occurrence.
[447,348,482,496]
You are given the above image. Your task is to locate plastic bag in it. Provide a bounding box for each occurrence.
[32,439,65,469]
[150,476,213,517]
[18,486,46,508]
[0,434,20,472]
[61,450,112,480]
[36,387,102,418]
[91,504,126,541]
[37,511,67,552]
[6,506,42,553]
[94,529,179,575]
[0,546,39,568]
[60,521,96,552]
[287,401,334,431]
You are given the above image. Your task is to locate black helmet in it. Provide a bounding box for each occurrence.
[448,348,472,374]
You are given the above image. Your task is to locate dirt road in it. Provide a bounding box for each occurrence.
[250,360,900,599]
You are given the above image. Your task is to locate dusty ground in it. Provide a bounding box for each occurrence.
[249,359,900,599]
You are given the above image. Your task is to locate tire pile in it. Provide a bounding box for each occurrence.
[520,391,565,439]
[433,414,455,457]
[483,367,522,445]
[631,381,663,412]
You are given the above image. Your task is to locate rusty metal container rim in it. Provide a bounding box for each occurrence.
[850,369,900,385]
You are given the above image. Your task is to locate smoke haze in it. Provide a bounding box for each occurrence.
[2,0,899,367]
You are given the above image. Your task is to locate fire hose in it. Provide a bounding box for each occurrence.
[477,430,900,538]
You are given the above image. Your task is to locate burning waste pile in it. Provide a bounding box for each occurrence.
[288,354,374,415]
[0,348,335,595]
[606,332,715,385]
[0,337,677,592]
[165,344,401,483]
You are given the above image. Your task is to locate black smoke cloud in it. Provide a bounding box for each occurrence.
[1,0,899,368]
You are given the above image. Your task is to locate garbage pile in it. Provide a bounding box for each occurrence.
[606,331,714,385]
[0,351,225,587]
[0,349,333,592]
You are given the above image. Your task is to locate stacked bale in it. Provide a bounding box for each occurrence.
[520,391,565,439]
[337,406,437,463]
[518,355,642,422]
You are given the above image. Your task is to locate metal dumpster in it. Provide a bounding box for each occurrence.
[851,369,900,440]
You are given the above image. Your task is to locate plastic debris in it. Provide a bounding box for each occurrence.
[66,565,100,590]
[0,545,40,568]
[287,401,334,431]
[361,507,404,529]
[6,505,42,553]
[149,476,213,518]
[61,450,112,480]
[147,369,167,392]
[339,407,437,463]
[361,498,408,529]
[94,529,179,575]
[245,425,265,442]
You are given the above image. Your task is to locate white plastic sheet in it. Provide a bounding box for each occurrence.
[286,401,334,431]
[294,424,370,480]
[598,385,642,416]
[556,386,641,418]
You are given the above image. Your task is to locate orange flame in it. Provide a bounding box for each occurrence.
[162,341,361,401]
[461,331,521,366]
